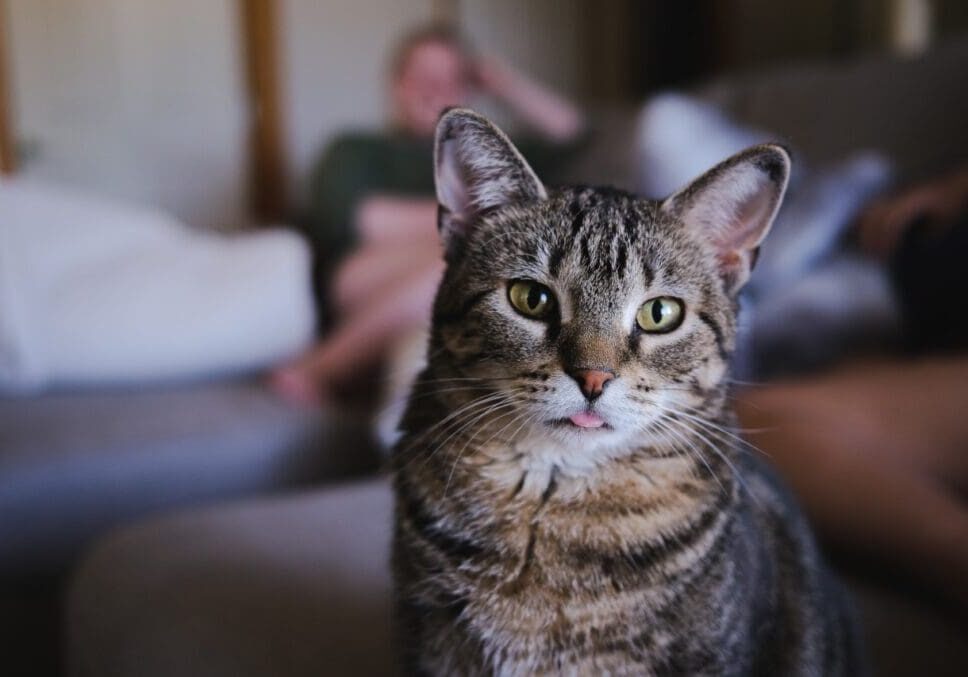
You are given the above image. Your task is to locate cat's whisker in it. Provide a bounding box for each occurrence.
[639,414,691,468]
[649,396,767,455]
[428,398,520,461]
[477,406,536,452]
[415,393,521,452]
[648,401,736,455]
[395,389,521,467]
[369,365,522,390]
[432,404,527,485]
[444,406,540,496]
[409,389,530,472]
[648,413,726,495]
[374,384,504,419]
[656,410,757,504]
[504,407,544,449]
[686,414,776,445]
[663,403,772,460]
[442,406,529,498]
[724,376,765,388]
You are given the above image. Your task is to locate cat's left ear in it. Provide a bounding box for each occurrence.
[434,108,547,255]
[661,144,791,295]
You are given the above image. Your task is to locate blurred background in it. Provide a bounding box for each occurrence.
[2,1,968,676]
[5,0,968,228]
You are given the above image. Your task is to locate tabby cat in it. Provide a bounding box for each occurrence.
[392,108,859,675]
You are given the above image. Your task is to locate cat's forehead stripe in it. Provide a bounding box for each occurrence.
[547,188,652,287]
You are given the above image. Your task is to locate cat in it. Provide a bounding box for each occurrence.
[392,108,859,676]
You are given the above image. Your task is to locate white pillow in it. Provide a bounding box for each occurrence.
[0,179,316,393]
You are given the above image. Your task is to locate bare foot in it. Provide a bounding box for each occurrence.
[268,362,324,407]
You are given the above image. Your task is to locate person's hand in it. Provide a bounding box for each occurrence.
[269,360,326,408]
[469,54,583,142]
[856,169,968,259]
[470,55,516,97]
[270,245,445,409]
[354,196,439,246]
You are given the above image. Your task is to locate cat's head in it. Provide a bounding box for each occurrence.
[425,108,789,463]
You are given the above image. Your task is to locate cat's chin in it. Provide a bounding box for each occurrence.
[515,426,645,479]
[536,418,633,455]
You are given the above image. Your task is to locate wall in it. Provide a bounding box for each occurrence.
[7,0,247,229]
[458,0,582,122]
[718,0,968,73]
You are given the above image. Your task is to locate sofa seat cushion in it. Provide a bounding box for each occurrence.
[0,381,373,577]
[67,478,393,677]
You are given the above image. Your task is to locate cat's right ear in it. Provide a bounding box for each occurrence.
[434,108,547,254]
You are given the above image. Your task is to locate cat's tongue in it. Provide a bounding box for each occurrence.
[569,411,606,428]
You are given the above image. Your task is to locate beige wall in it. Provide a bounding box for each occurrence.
[7,0,248,229]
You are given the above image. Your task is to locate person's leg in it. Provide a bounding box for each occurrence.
[747,357,968,491]
[736,356,968,612]
[332,242,442,318]
[272,259,444,405]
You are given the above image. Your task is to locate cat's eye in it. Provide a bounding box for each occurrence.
[636,297,684,333]
[508,280,556,320]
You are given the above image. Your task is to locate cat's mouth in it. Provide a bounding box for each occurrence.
[548,410,611,430]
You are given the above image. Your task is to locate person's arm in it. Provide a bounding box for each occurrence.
[856,165,968,259]
[474,56,584,142]
[332,239,442,318]
[271,259,444,405]
[354,195,439,246]
[736,357,968,613]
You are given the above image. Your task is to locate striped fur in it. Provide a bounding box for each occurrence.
[392,110,859,675]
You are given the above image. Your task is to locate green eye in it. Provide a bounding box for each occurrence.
[636,297,684,333]
[508,280,556,319]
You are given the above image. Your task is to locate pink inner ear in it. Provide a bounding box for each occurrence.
[718,184,775,253]
[710,178,777,293]
[717,250,742,269]
[436,138,470,222]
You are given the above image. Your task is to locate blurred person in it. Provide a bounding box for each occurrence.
[273,24,585,404]
[738,163,968,615]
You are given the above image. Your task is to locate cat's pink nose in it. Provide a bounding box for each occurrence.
[568,368,615,402]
